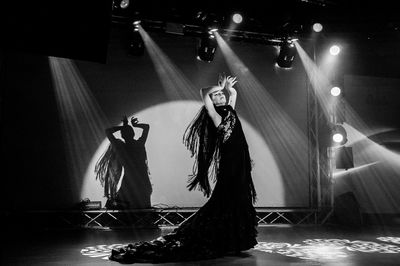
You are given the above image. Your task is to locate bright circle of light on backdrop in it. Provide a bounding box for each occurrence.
[81,101,283,208]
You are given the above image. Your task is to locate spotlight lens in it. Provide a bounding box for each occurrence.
[330,45,341,56]
[330,86,341,96]
[333,133,344,143]
[232,13,243,24]
[313,23,323,32]
[120,0,129,9]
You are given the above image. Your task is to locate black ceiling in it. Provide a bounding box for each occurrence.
[113,0,399,35]
[4,0,399,63]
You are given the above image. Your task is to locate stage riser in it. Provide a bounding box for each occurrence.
[2,209,320,229]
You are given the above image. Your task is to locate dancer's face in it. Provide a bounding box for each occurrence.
[211,89,226,106]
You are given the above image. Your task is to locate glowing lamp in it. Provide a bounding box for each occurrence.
[332,124,347,145]
[329,45,341,56]
[312,23,323,32]
[232,13,243,24]
[330,86,341,96]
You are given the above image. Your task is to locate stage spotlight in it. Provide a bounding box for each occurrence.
[232,13,243,24]
[112,0,135,18]
[128,22,144,56]
[209,27,218,33]
[113,0,130,11]
[330,86,341,96]
[197,32,217,62]
[329,45,341,56]
[312,23,323,32]
[332,124,347,145]
[196,12,221,32]
[119,0,129,9]
[276,40,296,68]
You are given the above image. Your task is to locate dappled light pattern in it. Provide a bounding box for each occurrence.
[377,237,400,245]
[255,241,347,260]
[255,237,400,260]
[81,244,126,260]
[81,237,400,262]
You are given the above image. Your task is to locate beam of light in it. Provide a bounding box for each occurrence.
[296,45,387,130]
[333,161,379,178]
[297,60,400,213]
[334,119,400,213]
[48,56,108,202]
[215,33,309,205]
[138,25,198,101]
[294,42,338,120]
[342,122,400,166]
[330,84,400,214]
[297,41,341,87]
[284,41,400,213]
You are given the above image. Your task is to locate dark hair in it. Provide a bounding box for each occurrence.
[120,125,135,140]
[183,106,230,197]
[94,144,123,200]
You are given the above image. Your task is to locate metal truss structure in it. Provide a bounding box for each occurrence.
[15,207,318,230]
[306,50,334,223]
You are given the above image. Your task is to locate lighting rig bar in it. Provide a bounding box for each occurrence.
[112,16,290,46]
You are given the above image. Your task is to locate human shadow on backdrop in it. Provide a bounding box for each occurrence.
[95,115,152,209]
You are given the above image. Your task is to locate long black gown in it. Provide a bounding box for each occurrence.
[109,105,258,263]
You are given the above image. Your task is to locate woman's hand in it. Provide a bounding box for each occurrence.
[130,116,139,125]
[226,76,237,90]
[225,76,237,109]
[218,73,227,88]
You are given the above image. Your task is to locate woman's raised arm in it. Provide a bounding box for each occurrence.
[200,86,223,127]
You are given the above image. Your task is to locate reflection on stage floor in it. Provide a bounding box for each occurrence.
[2,225,400,265]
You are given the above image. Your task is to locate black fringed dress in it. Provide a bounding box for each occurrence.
[109,105,258,263]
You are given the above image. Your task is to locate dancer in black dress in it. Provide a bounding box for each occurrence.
[109,74,258,263]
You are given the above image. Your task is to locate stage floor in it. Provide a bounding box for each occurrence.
[2,225,400,265]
